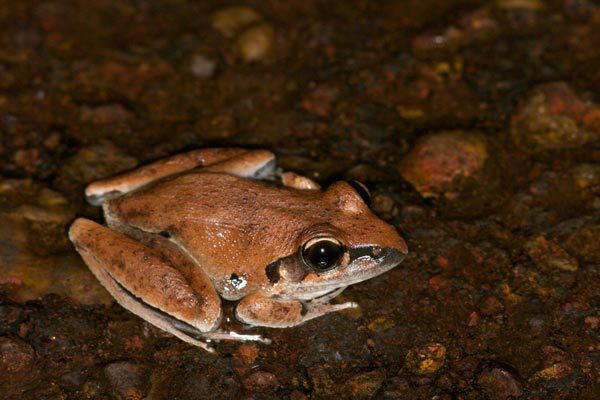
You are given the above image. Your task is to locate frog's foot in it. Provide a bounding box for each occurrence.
[69,218,222,352]
[235,294,358,328]
[86,148,275,205]
[197,330,272,344]
[280,171,321,190]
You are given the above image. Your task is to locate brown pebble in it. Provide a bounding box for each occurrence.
[510,81,600,154]
[524,235,579,272]
[405,342,447,375]
[565,225,600,264]
[80,103,132,125]
[344,369,386,398]
[242,370,279,392]
[104,362,149,400]
[301,84,340,117]
[236,22,275,62]
[479,296,504,316]
[189,54,217,78]
[0,337,39,396]
[235,343,260,364]
[398,130,489,199]
[211,5,262,38]
[477,366,523,399]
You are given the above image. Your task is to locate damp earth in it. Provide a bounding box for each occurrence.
[2,1,600,398]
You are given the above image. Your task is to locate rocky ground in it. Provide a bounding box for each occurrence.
[1,0,600,398]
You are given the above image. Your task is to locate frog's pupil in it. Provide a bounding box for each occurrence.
[304,240,343,271]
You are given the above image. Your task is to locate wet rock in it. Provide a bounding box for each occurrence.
[342,369,386,399]
[189,54,217,78]
[564,225,600,264]
[405,342,447,375]
[477,365,523,399]
[235,343,259,364]
[496,0,547,11]
[367,315,397,333]
[236,21,275,62]
[56,143,138,190]
[150,362,240,399]
[307,364,336,397]
[79,103,132,125]
[104,362,150,400]
[533,362,574,381]
[370,194,398,220]
[211,5,274,63]
[301,83,340,118]
[524,235,579,272]
[399,131,488,199]
[242,370,279,392]
[398,130,507,216]
[0,178,74,256]
[510,82,600,154]
[412,7,500,56]
[532,346,574,381]
[0,336,39,396]
[570,163,600,202]
[479,296,505,316]
[0,178,111,304]
[211,5,262,38]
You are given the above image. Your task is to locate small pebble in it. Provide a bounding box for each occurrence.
[211,5,262,38]
[477,366,523,399]
[565,225,600,264]
[301,84,340,117]
[104,362,150,400]
[189,54,217,78]
[80,103,132,125]
[524,235,579,272]
[479,296,504,316]
[0,337,39,396]
[242,370,279,392]
[405,342,447,375]
[236,21,275,62]
[398,130,489,199]
[343,369,386,398]
[510,81,600,154]
[570,163,600,199]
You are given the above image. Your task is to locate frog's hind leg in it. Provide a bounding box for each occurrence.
[85,148,275,205]
[69,217,222,352]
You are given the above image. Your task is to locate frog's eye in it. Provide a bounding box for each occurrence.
[301,237,344,272]
[348,180,372,206]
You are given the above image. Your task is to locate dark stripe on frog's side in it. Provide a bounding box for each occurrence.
[265,261,280,284]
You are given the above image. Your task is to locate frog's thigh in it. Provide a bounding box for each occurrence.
[235,293,357,328]
[204,149,275,179]
[86,148,265,205]
[69,218,222,338]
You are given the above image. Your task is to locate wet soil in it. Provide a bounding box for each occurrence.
[2,0,600,398]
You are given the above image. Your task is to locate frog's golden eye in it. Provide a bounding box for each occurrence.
[301,237,344,272]
[348,180,371,206]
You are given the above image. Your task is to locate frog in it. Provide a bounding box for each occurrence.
[68,148,408,352]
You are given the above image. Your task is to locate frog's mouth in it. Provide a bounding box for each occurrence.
[269,246,406,300]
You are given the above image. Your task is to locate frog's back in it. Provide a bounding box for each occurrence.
[103,170,322,279]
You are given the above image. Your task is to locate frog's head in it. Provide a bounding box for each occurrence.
[265,181,408,299]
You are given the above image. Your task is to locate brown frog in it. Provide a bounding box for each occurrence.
[69,148,407,352]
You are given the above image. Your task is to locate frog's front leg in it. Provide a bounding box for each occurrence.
[235,293,357,328]
[69,218,223,351]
